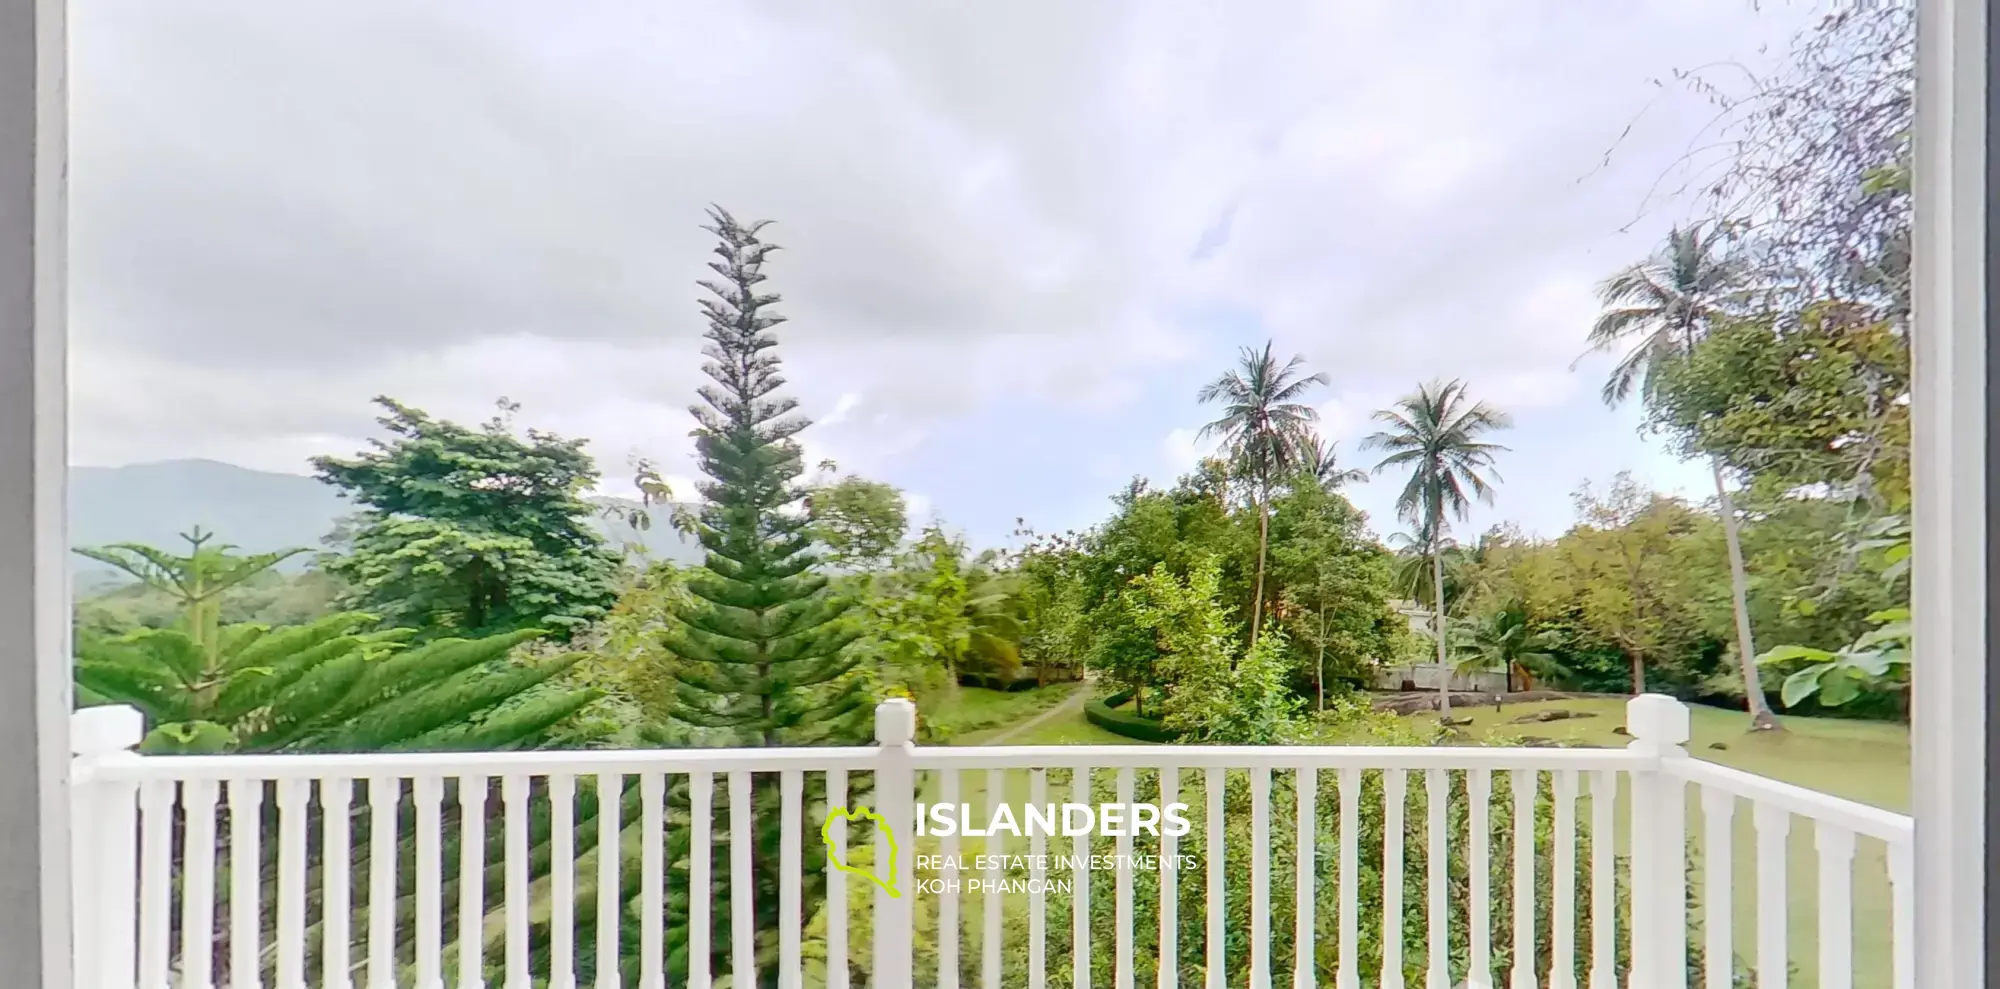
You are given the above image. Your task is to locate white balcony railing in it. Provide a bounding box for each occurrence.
[67,695,1912,989]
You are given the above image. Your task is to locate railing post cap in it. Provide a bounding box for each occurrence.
[71,704,144,756]
[875,697,917,746]
[1625,693,1690,747]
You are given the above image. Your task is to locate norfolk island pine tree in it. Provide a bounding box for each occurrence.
[651,207,876,987]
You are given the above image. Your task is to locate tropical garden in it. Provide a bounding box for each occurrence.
[69,4,1912,986]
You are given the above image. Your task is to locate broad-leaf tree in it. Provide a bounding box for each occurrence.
[1195,341,1328,642]
[1363,379,1510,717]
[806,471,910,571]
[1560,474,1701,695]
[1581,224,1778,729]
[313,397,622,640]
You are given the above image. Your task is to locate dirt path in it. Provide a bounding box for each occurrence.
[979,682,1093,746]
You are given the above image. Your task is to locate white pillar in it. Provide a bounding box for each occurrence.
[0,1,69,986]
[69,706,143,989]
[871,698,917,989]
[1624,694,1690,989]
[1911,0,1988,986]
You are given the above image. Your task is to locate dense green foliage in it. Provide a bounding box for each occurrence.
[74,532,599,754]
[313,397,622,640]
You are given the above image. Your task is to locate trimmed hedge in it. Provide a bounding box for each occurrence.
[1084,690,1182,742]
[956,672,1044,692]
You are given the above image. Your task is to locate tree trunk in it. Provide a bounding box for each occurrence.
[1249,492,1270,645]
[1432,533,1450,718]
[1630,652,1646,695]
[1316,607,1327,712]
[1713,458,1780,730]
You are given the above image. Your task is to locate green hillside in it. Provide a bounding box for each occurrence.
[67,459,704,591]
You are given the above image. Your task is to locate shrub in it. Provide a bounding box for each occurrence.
[1084,692,1183,742]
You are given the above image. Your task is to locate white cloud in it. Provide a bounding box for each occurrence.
[65,0,1826,544]
[1161,427,1219,475]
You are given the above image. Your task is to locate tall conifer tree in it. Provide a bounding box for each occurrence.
[657,207,873,987]
[663,206,870,742]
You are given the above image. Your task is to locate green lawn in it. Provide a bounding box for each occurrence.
[923,691,1908,987]
[1418,697,1907,987]
[920,682,1080,741]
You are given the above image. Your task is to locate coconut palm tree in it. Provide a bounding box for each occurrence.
[1295,430,1370,491]
[1387,532,1481,618]
[1196,340,1329,642]
[1450,604,1570,693]
[1363,379,1511,717]
[1579,223,1778,730]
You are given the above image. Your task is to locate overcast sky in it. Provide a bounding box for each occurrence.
[68,0,1827,549]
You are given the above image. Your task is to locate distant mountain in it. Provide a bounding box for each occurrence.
[69,459,704,590]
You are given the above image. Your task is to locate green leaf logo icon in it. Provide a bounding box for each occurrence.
[821,806,901,898]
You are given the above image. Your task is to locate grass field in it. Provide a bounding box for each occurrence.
[919,681,1080,741]
[917,689,1908,987]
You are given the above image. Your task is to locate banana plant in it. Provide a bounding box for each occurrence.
[1758,606,1910,708]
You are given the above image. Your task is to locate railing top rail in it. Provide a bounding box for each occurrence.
[79,745,889,782]
[1665,754,1912,843]
[81,740,1650,782]
[911,744,1649,772]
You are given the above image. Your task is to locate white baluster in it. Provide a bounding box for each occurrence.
[1076,766,1094,989]
[1470,769,1494,989]
[505,775,533,989]
[549,774,577,989]
[182,780,219,989]
[1296,768,1318,989]
[1115,767,1135,989]
[1550,771,1578,989]
[690,772,714,989]
[1206,768,1226,989]
[1815,823,1856,989]
[1512,770,1539,989]
[1426,768,1449,989]
[641,773,664,989]
[783,768,806,989]
[321,779,353,989]
[1588,771,1616,989]
[460,775,488,989]
[939,768,961,989]
[138,781,174,989]
[1029,768,1049,989]
[1253,765,1272,989]
[1337,768,1360,989]
[596,773,622,989]
[277,779,310,989]
[826,769,848,989]
[365,777,396,989]
[1754,803,1789,989]
[233,779,267,989]
[415,777,444,989]
[1382,769,1406,989]
[1700,787,1736,989]
[986,768,1007,989]
[1888,840,1913,989]
[1159,766,1178,989]
[729,771,755,988]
